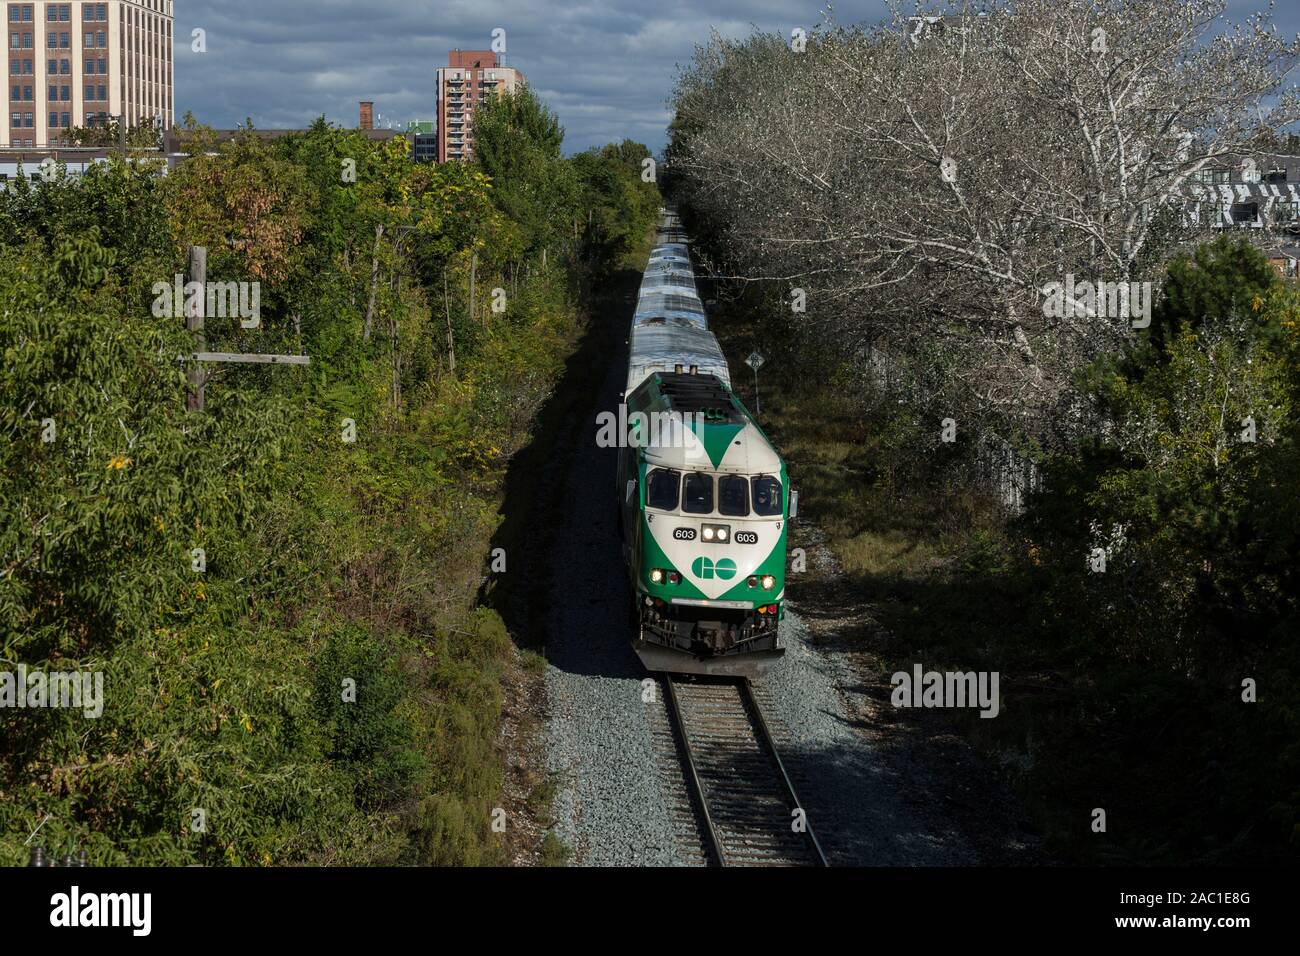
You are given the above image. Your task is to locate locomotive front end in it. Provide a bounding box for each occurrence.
[621,373,792,678]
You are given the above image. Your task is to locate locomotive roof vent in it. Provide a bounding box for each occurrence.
[655,372,742,422]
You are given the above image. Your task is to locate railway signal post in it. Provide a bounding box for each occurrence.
[746,350,765,415]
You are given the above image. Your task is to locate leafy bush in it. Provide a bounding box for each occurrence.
[1,116,658,865]
[1014,249,1300,861]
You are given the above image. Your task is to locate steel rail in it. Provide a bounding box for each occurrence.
[740,679,828,867]
[663,675,728,866]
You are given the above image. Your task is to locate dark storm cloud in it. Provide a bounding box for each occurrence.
[175,1,1299,155]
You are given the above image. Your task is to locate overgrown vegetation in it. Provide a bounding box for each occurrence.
[671,0,1300,866]
[703,236,1300,865]
[0,89,658,865]
[668,0,1300,440]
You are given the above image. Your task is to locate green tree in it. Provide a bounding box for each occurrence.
[472,87,578,260]
[0,100,660,866]
[1141,236,1281,362]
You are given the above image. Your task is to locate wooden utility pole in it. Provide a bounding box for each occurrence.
[443,272,456,375]
[186,245,206,412]
[363,223,383,342]
[183,245,310,414]
[468,250,477,323]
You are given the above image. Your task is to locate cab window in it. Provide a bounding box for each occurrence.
[682,472,714,514]
[646,468,680,511]
[718,474,749,516]
[751,475,783,516]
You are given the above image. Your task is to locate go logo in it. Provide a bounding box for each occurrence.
[692,557,737,581]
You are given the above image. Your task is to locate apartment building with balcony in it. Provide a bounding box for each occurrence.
[3,0,173,149]
[434,48,522,162]
[1180,153,1300,232]
[1167,151,1300,280]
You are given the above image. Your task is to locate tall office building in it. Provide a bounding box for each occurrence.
[434,48,523,163]
[4,0,174,148]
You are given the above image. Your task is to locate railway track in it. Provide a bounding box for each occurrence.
[659,676,828,866]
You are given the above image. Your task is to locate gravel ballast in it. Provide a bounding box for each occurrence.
[540,342,685,866]
[536,260,975,866]
[756,608,977,865]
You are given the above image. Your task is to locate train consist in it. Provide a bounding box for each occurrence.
[618,207,794,678]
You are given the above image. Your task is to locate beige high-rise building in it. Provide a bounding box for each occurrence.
[3,0,173,148]
[435,49,523,163]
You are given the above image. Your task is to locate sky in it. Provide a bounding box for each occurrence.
[176,1,1299,156]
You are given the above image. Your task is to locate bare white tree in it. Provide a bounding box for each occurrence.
[669,0,1300,436]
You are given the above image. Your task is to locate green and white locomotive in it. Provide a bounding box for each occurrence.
[618,208,793,678]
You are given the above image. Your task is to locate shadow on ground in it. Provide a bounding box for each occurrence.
[486,266,645,680]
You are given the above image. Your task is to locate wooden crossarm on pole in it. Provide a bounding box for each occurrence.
[183,245,311,412]
[192,352,311,365]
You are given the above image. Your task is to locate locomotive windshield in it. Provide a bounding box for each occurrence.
[718,475,749,516]
[751,476,783,516]
[644,470,782,517]
[683,472,714,514]
[646,468,680,511]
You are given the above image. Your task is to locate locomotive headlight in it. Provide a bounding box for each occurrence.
[650,568,665,584]
[701,524,730,543]
[761,575,776,590]
[716,528,729,542]
[702,527,715,541]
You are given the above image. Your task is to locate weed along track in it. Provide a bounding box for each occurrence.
[660,676,827,866]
